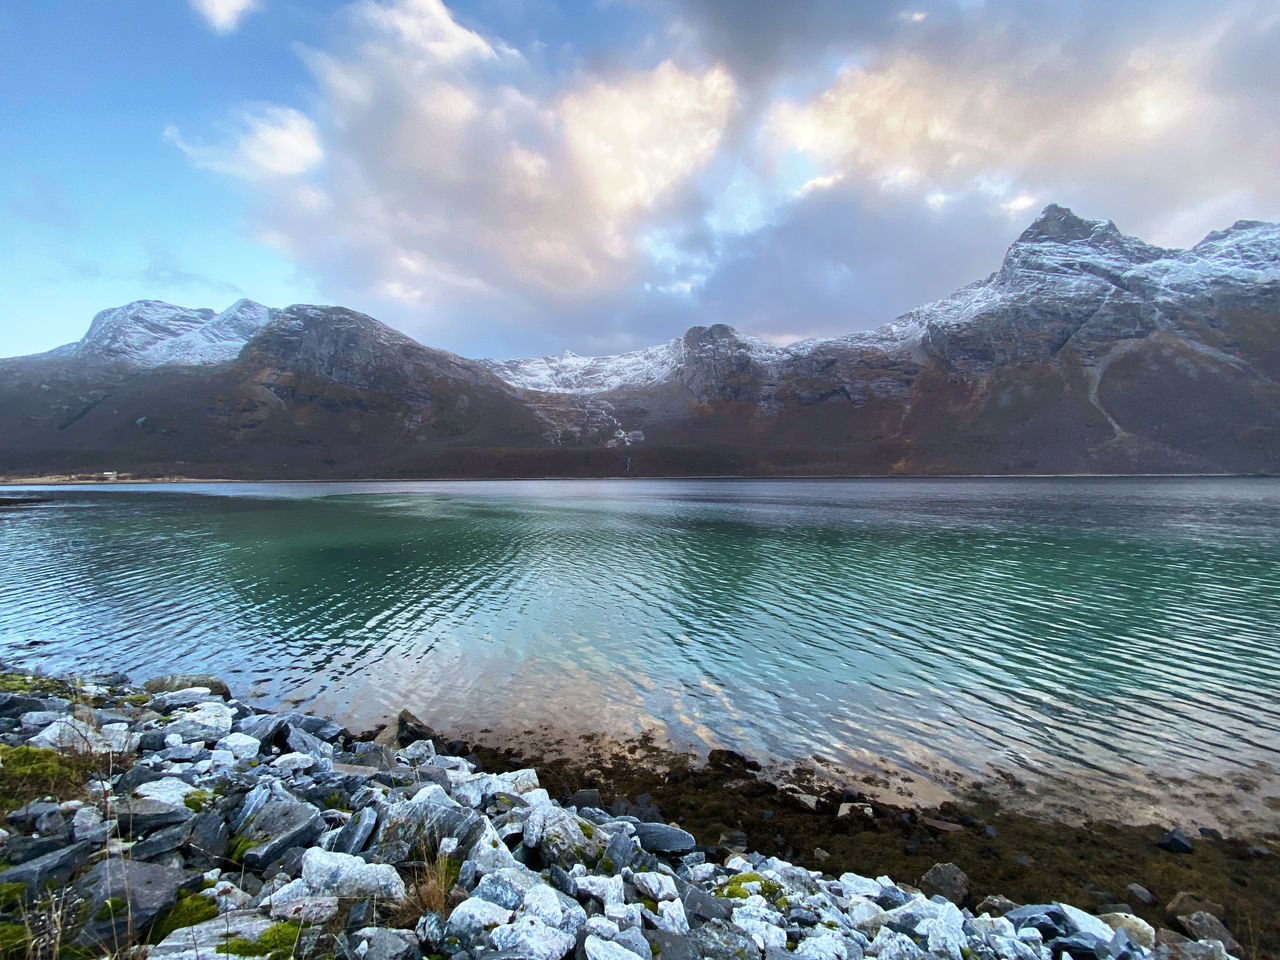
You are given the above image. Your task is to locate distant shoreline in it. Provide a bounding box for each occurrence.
[1,471,1272,487]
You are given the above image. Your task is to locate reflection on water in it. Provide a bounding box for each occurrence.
[3,478,1279,810]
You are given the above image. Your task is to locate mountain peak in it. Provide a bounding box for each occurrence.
[1018,204,1120,245]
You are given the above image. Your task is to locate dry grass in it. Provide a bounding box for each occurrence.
[381,854,461,930]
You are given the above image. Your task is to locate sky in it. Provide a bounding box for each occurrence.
[2,0,1278,361]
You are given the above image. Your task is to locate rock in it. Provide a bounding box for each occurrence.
[1003,904,1068,940]
[445,896,515,950]
[920,917,965,960]
[75,858,199,948]
[302,847,406,899]
[633,870,679,902]
[72,805,114,844]
[975,894,1019,916]
[569,788,603,809]
[415,911,446,949]
[110,797,195,838]
[1157,829,1194,854]
[148,909,273,960]
[525,805,601,865]
[0,692,48,718]
[165,702,234,743]
[135,776,200,806]
[692,918,763,960]
[270,894,340,924]
[682,884,733,923]
[631,822,696,855]
[131,821,196,861]
[186,811,231,870]
[205,879,255,914]
[794,934,851,960]
[0,841,93,900]
[1165,892,1224,921]
[273,751,316,774]
[865,928,924,960]
[144,674,232,699]
[644,929,702,960]
[395,709,440,747]
[490,916,575,960]
[396,739,436,766]
[918,862,969,905]
[657,897,690,935]
[1057,902,1115,940]
[1100,914,1155,950]
[585,933,646,960]
[615,926,652,957]
[215,731,261,759]
[375,798,483,861]
[151,687,219,713]
[235,801,324,870]
[1046,932,1110,959]
[29,716,139,753]
[332,806,378,855]
[346,927,422,960]
[1125,884,1154,906]
[5,799,61,828]
[1176,912,1242,955]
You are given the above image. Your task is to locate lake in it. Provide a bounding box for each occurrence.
[3,478,1278,828]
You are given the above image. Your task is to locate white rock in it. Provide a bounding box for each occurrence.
[1100,913,1155,950]
[576,874,624,906]
[202,880,254,914]
[584,934,646,960]
[467,817,518,875]
[410,783,457,806]
[489,916,575,960]
[165,702,234,743]
[301,847,406,900]
[725,855,753,872]
[585,917,621,940]
[215,732,261,759]
[867,928,925,960]
[445,897,514,944]
[494,768,540,794]
[919,918,965,960]
[604,901,642,931]
[270,895,339,924]
[733,913,787,951]
[395,739,436,766]
[656,897,689,935]
[839,872,883,898]
[686,863,717,883]
[273,752,315,774]
[134,777,199,805]
[519,883,564,927]
[632,870,678,902]
[1058,902,1115,941]
[29,717,138,754]
[795,934,849,960]
[256,877,311,910]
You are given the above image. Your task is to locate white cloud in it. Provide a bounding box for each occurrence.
[190,0,260,34]
[166,106,323,180]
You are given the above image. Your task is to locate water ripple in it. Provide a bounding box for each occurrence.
[2,478,1279,800]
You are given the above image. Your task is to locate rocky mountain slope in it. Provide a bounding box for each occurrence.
[1,205,1277,479]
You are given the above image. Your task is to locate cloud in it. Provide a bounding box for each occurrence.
[190,0,261,34]
[138,253,246,298]
[168,0,1280,358]
[165,106,323,180]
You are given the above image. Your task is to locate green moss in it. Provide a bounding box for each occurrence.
[0,745,96,812]
[0,883,27,908]
[438,858,462,890]
[650,944,659,956]
[579,822,594,840]
[599,857,616,874]
[93,897,127,922]
[216,921,302,960]
[184,789,213,812]
[714,872,784,901]
[229,834,263,863]
[149,894,219,942]
[122,694,151,707]
[0,672,70,696]
[640,896,659,913]
[322,792,348,811]
[0,922,31,957]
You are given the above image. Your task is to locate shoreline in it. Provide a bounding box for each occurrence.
[0,662,1271,959]
[2,472,1273,487]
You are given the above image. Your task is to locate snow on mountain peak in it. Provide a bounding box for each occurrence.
[70,298,278,367]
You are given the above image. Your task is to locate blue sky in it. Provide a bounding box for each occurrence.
[3,0,1277,360]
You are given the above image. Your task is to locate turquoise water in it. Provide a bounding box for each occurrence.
[2,478,1278,807]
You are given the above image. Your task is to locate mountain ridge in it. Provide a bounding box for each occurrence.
[2,204,1278,479]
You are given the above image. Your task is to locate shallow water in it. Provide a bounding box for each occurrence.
[3,478,1279,820]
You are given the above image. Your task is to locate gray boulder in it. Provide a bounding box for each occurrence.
[144,674,232,699]
[631,822,696,855]
[236,801,324,871]
[75,858,198,948]
[0,841,94,900]
[918,862,969,906]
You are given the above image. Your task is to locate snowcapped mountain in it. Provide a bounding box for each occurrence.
[1,204,1277,479]
[51,298,278,367]
[481,204,1280,394]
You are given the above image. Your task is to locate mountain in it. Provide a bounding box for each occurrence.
[1,204,1277,479]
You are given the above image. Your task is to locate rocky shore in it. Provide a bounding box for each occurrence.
[0,666,1267,960]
